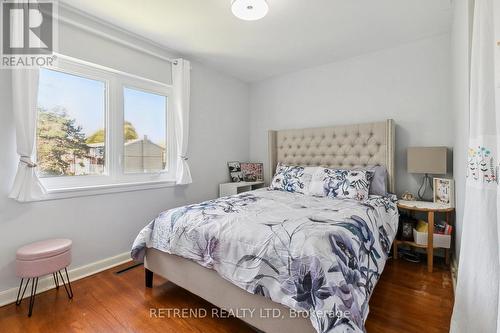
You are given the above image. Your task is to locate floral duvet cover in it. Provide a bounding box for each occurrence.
[131,188,398,333]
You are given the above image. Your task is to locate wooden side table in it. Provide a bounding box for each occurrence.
[394,200,454,273]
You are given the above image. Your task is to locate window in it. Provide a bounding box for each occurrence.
[37,56,175,193]
[123,87,167,174]
[37,68,106,177]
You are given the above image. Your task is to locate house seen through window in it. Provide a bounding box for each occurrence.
[123,87,167,173]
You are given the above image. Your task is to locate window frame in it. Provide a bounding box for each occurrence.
[121,82,174,177]
[37,55,176,196]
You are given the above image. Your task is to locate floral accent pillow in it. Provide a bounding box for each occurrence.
[309,168,373,201]
[270,163,317,194]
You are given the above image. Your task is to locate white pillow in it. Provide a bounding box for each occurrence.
[353,165,388,196]
[269,163,318,194]
[309,167,373,201]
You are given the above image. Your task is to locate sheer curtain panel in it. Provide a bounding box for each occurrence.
[451,0,500,331]
[9,68,46,202]
[172,59,192,185]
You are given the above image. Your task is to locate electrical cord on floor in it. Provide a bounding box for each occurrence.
[115,263,143,275]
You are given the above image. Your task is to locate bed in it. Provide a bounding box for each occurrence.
[132,120,397,333]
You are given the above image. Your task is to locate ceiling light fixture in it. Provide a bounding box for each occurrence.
[231,0,269,21]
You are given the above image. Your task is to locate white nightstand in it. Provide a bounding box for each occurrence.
[219,181,265,197]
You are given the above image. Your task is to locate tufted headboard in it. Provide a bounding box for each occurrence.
[268,119,395,193]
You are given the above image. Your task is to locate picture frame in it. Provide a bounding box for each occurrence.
[398,214,416,241]
[433,178,455,207]
[227,161,243,182]
[240,162,264,182]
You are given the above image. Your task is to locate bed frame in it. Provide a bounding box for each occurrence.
[144,119,395,333]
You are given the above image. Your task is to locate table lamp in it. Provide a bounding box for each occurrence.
[407,147,447,200]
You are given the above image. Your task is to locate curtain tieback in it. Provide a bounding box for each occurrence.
[179,155,189,161]
[20,156,37,168]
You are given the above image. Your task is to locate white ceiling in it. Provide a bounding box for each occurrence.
[61,0,452,82]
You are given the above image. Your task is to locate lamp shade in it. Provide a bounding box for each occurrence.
[407,147,447,174]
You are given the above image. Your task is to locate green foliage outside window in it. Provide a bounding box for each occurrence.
[37,107,89,176]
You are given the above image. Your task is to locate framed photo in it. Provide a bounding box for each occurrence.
[240,162,264,182]
[398,214,416,241]
[227,161,243,182]
[433,178,455,207]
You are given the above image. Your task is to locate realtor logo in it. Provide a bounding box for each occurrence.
[1,0,57,67]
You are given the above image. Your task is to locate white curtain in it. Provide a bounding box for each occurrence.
[451,0,500,332]
[8,68,46,202]
[172,59,192,185]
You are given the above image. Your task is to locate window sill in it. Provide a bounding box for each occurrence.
[35,179,177,202]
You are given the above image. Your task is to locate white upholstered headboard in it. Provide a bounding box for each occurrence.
[268,119,395,193]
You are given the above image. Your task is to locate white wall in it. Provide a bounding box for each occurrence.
[0,12,249,292]
[249,34,453,197]
[451,0,474,262]
[58,5,174,85]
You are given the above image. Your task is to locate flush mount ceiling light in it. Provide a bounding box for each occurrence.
[231,0,269,21]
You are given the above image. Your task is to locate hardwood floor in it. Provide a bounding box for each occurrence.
[0,258,453,333]
[366,259,454,333]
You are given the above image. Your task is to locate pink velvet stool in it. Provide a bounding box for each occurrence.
[15,239,73,317]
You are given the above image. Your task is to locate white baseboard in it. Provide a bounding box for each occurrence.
[0,252,132,307]
[451,255,458,293]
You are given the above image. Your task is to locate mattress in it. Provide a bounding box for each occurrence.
[132,188,399,333]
